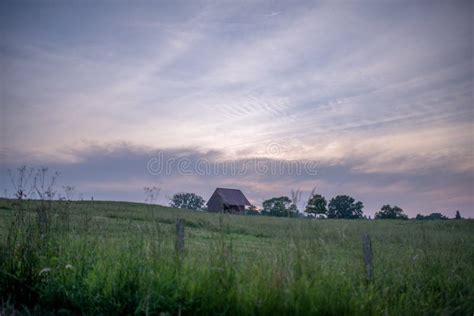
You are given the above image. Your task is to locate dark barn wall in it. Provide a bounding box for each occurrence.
[228,205,245,214]
[207,192,224,212]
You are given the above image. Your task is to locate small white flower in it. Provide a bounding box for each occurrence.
[65,264,74,270]
[39,268,51,275]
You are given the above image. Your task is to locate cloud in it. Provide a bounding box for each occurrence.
[1,143,472,217]
[0,1,472,217]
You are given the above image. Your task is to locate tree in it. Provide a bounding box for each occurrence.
[327,195,364,219]
[262,196,297,217]
[428,212,448,220]
[170,192,205,210]
[415,212,448,220]
[375,204,408,219]
[305,193,327,216]
[455,210,462,219]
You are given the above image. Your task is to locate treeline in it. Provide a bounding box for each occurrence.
[258,194,364,219]
[166,190,464,220]
[4,167,463,220]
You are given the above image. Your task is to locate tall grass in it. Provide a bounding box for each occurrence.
[0,199,473,315]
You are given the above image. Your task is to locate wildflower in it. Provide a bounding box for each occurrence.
[65,264,74,270]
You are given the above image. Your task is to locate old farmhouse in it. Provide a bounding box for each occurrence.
[207,188,251,214]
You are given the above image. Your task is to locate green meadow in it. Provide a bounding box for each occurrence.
[0,199,473,315]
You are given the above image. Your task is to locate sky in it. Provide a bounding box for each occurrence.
[0,0,473,217]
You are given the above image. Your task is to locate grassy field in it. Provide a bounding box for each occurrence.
[0,198,473,315]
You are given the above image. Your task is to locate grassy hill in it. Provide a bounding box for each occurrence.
[0,199,473,315]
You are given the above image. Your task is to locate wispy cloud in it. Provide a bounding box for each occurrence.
[1,0,472,216]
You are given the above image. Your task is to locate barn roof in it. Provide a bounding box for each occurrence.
[212,188,251,206]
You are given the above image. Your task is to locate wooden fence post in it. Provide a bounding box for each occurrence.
[362,233,373,281]
[176,218,185,255]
